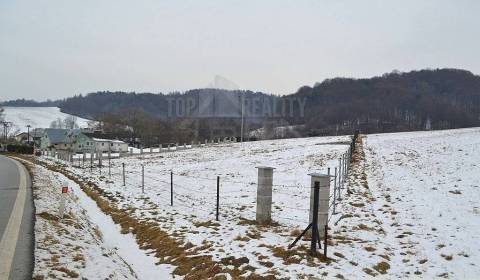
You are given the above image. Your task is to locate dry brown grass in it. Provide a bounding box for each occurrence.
[38,211,59,222]
[234,235,250,242]
[53,267,79,278]
[193,220,221,228]
[363,267,377,276]
[364,246,376,252]
[28,157,279,280]
[72,254,85,262]
[372,261,390,274]
[441,254,453,261]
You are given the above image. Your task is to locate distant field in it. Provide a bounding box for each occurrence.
[2,106,91,132]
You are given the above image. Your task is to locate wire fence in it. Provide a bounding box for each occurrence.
[42,133,359,229]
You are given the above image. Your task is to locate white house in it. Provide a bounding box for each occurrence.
[92,138,128,153]
[40,129,128,153]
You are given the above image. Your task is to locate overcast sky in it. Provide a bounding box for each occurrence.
[1,0,479,101]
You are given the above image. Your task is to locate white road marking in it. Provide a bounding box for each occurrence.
[0,158,28,279]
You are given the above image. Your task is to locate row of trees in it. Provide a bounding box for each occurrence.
[5,68,480,143]
[59,68,480,142]
[0,98,61,107]
[93,108,251,146]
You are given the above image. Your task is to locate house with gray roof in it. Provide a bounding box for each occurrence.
[39,128,72,151]
[40,128,127,153]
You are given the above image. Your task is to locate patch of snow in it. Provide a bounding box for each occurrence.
[2,107,91,132]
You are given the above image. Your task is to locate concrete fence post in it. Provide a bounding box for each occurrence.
[150,147,153,153]
[130,148,133,155]
[140,147,143,154]
[256,166,275,224]
[308,173,331,236]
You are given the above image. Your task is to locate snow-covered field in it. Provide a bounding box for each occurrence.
[35,127,480,279]
[42,136,352,279]
[362,128,480,278]
[15,156,179,279]
[2,107,91,132]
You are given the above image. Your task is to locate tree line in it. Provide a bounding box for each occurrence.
[3,68,480,143]
[293,68,480,135]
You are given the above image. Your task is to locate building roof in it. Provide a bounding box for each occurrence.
[43,129,126,145]
[43,128,70,144]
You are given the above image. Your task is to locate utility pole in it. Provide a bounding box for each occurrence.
[240,92,244,142]
[26,124,31,145]
[1,121,12,142]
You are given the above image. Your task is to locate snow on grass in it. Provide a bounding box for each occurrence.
[38,127,480,279]
[22,158,175,279]
[42,135,352,278]
[362,127,480,278]
[2,107,91,131]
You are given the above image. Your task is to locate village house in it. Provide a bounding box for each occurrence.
[40,128,128,153]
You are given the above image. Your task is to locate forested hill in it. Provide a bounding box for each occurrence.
[56,68,480,135]
[293,68,480,134]
[58,89,273,120]
[0,98,61,107]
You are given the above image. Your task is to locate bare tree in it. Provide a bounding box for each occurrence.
[63,116,79,129]
[50,118,63,129]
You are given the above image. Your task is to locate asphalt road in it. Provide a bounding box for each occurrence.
[0,155,34,280]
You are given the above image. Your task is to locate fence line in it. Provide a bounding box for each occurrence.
[41,132,359,231]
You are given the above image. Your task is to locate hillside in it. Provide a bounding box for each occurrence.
[54,68,480,137]
[292,68,480,134]
[58,89,273,121]
[2,107,92,133]
[4,68,480,140]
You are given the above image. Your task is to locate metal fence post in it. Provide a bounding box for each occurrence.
[333,167,337,214]
[122,162,125,186]
[216,176,220,221]
[338,158,342,200]
[324,224,328,257]
[311,181,320,255]
[170,171,173,206]
[141,164,144,193]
